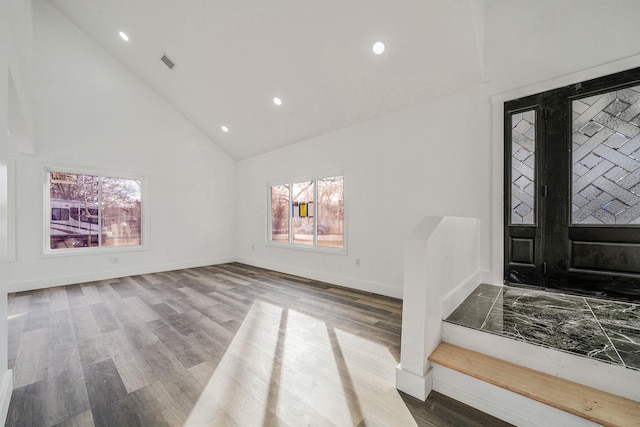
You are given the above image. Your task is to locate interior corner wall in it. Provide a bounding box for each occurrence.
[1,0,13,421]
[235,84,492,298]
[6,1,237,292]
[0,1,9,266]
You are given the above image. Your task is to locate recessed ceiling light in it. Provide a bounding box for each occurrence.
[273,97,282,106]
[119,31,129,42]
[221,126,229,133]
[372,41,385,55]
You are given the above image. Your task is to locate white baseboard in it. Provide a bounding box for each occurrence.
[235,257,403,299]
[395,363,432,401]
[440,270,491,319]
[433,365,600,427]
[8,256,403,299]
[7,257,236,293]
[0,370,12,425]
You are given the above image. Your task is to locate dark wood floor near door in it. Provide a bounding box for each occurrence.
[6,263,511,426]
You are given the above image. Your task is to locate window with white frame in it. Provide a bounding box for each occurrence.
[269,175,344,248]
[46,168,143,251]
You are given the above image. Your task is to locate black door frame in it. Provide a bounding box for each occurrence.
[504,67,640,301]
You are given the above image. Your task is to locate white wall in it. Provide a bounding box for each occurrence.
[1,0,13,421]
[5,1,237,292]
[485,0,640,95]
[6,0,34,156]
[0,0,9,265]
[236,84,492,298]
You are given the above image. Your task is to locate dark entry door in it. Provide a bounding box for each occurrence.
[505,67,640,300]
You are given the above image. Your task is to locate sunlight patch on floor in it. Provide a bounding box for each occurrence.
[276,309,353,425]
[334,328,418,426]
[185,301,417,426]
[185,300,283,426]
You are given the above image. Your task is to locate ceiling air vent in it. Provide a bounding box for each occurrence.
[160,54,175,70]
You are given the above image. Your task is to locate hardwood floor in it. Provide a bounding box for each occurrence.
[6,263,511,426]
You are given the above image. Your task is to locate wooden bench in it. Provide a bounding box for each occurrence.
[429,342,640,427]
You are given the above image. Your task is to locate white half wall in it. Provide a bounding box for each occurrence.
[6,1,237,292]
[235,83,493,298]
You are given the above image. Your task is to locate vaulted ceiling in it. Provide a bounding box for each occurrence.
[48,0,484,160]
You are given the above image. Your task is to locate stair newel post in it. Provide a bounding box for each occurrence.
[395,216,443,400]
[396,216,481,401]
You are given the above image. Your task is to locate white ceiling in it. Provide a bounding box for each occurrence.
[48,0,483,160]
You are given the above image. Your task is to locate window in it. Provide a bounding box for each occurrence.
[47,169,143,251]
[269,175,344,249]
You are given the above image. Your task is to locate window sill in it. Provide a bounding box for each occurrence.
[266,240,347,255]
[42,243,148,258]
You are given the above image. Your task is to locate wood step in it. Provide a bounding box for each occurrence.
[428,342,640,427]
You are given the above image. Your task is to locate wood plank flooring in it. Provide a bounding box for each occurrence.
[6,263,510,426]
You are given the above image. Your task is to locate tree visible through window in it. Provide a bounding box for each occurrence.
[316,176,344,247]
[270,184,289,242]
[269,175,344,248]
[48,170,142,250]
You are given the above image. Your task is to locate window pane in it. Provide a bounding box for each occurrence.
[317,176,344,247]
[511,111,536,225]
[572,87,640,224]
[292,181,314,245]
[51,208,69,221]
[270,184,290,242]
[49,172,100,249]
[102,177,142,247]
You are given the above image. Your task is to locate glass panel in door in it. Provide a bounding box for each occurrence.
[511,111,536,225]
[572,86,640,225]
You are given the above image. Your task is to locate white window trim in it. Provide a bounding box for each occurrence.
[42,163,148,257]
[3,159,16,262]
[266,171,347,255]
